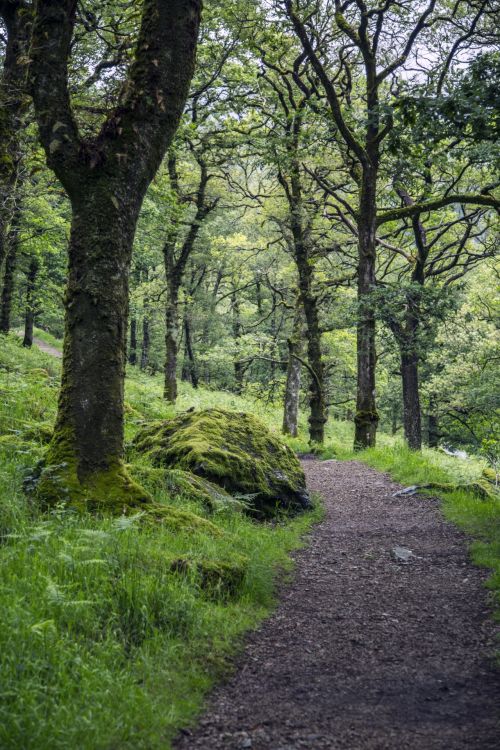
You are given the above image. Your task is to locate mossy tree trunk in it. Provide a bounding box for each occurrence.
[401,349,422,450]
[0,205,19,333]
[288,175,326,444]
[28,0,201,507]
[0,1,30,280]
[354,163,379,449]
[181,310,199,387]
[164,277,180,401]
[54,187,142,481]
[427,409,440,448]
[282,300,303,437]
[128,317,137,365]
[231,285,244,395]
[140,314,150,371]
[23,257,38,347]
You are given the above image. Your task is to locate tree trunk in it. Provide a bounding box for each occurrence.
[164,282,179,401]
[0,208,19,333]
[293,241,326,443]
[232,288,244,395]
[354,166,379,449]
[22,256,38,347]
[181,311,198,388]
[0,3,30,279]
[35,191,151,507]
[401,350,422,450]
[128,317,137,365]
[140,315,150,371]
[427,398,439,448]
[282,304,302,437]
[285,146,326,444]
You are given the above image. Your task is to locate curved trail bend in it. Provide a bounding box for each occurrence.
[175,458,500,750]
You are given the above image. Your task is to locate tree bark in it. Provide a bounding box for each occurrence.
[181,310,198,387]
[22,256,39,347]
[0,207,20,333]
[427,397,440,448]
[128,317,137,365]
[282,302,303,437]
[232,287,244,395]
[0,1,30,276]
[354,165,379,449]
[52,191,141,481]
[162,152,212,402]
[401,350,422,450]
[164,280,179,401]
[281,118,327,444]
[140,314,150,371]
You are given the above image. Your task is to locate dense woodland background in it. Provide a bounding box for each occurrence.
[1,0,498,465]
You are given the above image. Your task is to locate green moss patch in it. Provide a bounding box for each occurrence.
[133,408,311,518]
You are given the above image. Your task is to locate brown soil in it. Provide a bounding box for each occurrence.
[174,458,500,750]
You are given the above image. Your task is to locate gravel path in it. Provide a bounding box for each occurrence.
[174,458,500,750]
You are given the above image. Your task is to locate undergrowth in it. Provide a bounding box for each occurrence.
[0,334,322,749]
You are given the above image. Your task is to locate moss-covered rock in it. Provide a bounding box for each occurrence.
[132,408,311,518]
[170,554,248,600]
[131,465,242,513]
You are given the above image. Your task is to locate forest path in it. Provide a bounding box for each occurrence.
[175,458,500,750]
[15,332,62,358]
[31,336,62,358]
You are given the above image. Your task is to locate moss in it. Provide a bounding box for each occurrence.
[170,554,248,600]
[132,408,311,518]
[20,422,54,444]
[26,367,51,379]
[482,467,499,485]
[354,409,380,425]
[26,427,152,513]
[143,504,223,536]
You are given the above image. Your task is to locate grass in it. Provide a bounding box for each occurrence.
[0,334,323,749]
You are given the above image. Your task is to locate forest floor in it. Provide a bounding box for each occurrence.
[175,458,500,750]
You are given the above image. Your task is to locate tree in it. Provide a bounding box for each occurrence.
[283,0,498,448]
[26,0,201,508]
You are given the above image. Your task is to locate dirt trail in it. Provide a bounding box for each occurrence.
[31,336,62,358]
[175,459,500,750]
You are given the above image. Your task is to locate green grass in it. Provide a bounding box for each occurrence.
[0,334,323,749]
[359,441,500,625]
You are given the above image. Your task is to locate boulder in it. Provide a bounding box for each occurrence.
[132,408,311,518]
